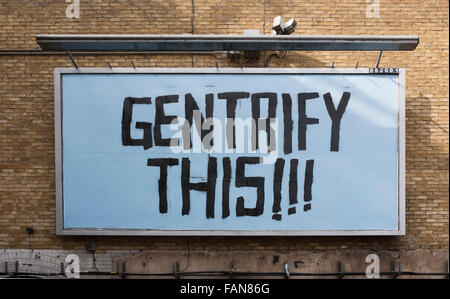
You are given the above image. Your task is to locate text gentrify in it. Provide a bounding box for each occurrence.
[121,91,350,221]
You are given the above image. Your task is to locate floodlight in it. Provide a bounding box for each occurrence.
[272,16,284,35]
[272,16,297,35]
[283,18,297,35]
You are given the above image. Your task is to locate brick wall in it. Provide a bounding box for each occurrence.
[0,0,448,255]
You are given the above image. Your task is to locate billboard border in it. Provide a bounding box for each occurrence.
[54,67,406,236]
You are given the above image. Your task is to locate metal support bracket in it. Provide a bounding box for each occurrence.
[214,56,219,69]
[66,50,78,69]
[116,261,126,278]
[392,261,402,279]
[172,261,180,279]
[338,261,345,279]
[376,50,383,68]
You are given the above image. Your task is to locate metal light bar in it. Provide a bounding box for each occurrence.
[36,34,419,51]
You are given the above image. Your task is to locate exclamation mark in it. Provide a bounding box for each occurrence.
[303,160,314,211]
[272,158,285,221]
[288,159,298,215]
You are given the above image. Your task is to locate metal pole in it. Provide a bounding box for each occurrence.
[376,50,383,68]
[66,50,78,69]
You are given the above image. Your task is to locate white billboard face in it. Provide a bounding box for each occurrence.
[54,68,405,236]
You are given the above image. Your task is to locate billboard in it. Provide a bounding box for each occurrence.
[54,68,405,236]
